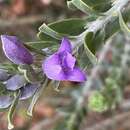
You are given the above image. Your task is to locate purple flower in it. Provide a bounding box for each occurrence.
[5,74,26,91]
[5,74,40,100]
[0,95,13,108]
[0,69,10,81]
[43,37,86,82]
[20,83,39,100]
[1,35,33,65]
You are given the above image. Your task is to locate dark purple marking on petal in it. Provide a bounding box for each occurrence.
[20,83,39,100]
[1,35,33,65]
[0,95,13,108]
[0,69,10,81]
[6,74,26,91]
[66,67,86,82]
[58,37,72,53]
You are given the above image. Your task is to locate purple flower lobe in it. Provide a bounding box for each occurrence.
[20,83,39,100]
[1,35,33,65]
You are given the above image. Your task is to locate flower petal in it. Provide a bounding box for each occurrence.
[63,52,76,70]
[20,84,39,100]
[43,54,66,80]
[0,95,13,109]
[67,67,86,82]
[6,74,26,91]
[1,35,33,65]
[42,37,87,82]
[0,69,10,81]
[58,37,72,53]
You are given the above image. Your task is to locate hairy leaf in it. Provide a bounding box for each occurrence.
[38,18,86,41]
[119,11,130,36]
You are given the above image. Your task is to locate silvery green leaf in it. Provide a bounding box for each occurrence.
[26,41,57,51]
[18,65,42,84]
[78,48,93,69]
[104,8,130,40]
[38,18,86,41]
[119,11,130,37]
[85,28,105,54]
[82,0,112,13]
[8,91,20,129]
[52,80,60,92]
[27,79,48,116]
[84,32,97,65]
[0,63,17,73]
[42,48,53,55]
[67,0,99,15]
[67,0,77,10]
[39,23,63,40]
[0,82,9,96]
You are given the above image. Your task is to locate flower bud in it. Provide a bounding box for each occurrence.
[1,35,33,65]
[88,91,108,112]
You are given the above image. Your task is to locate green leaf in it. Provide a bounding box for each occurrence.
[84,44,97,66]
[67,0,77,10]
[39,23,63,40]
[85,29,105,54]
[18,65,42,84]
[119,11,130,36]
[38,18,86,41]
[85,32,94,51]
[26,41,58,50]
[52,80,60,92]
[83,29,105,65]
[27,78,48,116]
[83,0,109,5]
[82,0,112,12]
[37,32,59,42]
[26,41,58,55]
[8,91,20,129]
[47,18,89,35]
[24,43,47,56]
[104,17,119,40]
[84,32,97,65]
[67,0,96,14]
[84,31,102,65]
[105,8,130,40]
[0,83,9,96]
[0,63,18,73]
[67,0,111,14]
[78,45,93,69]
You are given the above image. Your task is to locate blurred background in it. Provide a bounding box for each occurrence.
[0,0,83,40]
